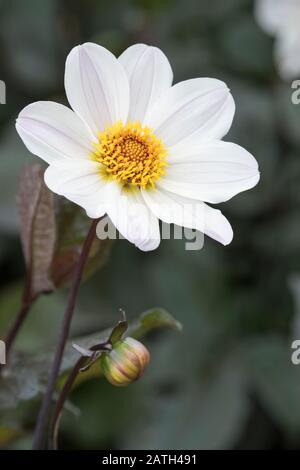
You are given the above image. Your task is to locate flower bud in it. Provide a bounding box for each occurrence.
[101,337,150,387]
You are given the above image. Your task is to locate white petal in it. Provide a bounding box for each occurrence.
[44,160,107,218]
[275,29,300,80]
[144,78,235,147]
[66,192,107,219]
[104,184,160,251]
[118,44,173,123]
[44,159,103,196]
[65,43,130,136]
[16,101,93,164]
[159,141,260,203]
[142,187,233,246]
[255,0,297,34]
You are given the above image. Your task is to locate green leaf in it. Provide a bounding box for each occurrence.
[124,358,249,450]
[16,164,55,299]
[51,198,112,288]
[59,308,182,371]
[0,426,21,448]
[0,308,181,409]
[0,124,32,233]
[130,308,183,337]
[60,308,182,387]
[16,168,112,293]
[241,336,300,435]
[0,283,68,353]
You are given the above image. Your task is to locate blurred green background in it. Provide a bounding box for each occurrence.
[1,0,300,450]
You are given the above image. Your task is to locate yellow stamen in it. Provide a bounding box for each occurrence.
[92,121,168,189]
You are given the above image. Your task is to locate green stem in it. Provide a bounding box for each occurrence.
[32,218,98,450]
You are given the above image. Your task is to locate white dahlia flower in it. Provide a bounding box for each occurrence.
[255,0,300,79]
[16,43,259,251]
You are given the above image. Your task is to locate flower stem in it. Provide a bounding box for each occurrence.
[32,218,99,450]
[4,301,32,354]
[3,276,36,362]
[50,341,112,450]
[50,356,85,450]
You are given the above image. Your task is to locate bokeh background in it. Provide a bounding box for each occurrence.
[1,0,300,450]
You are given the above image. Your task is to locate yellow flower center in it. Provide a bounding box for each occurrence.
[92,121,168,189]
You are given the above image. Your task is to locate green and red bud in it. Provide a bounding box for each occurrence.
[101,337,150,387]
